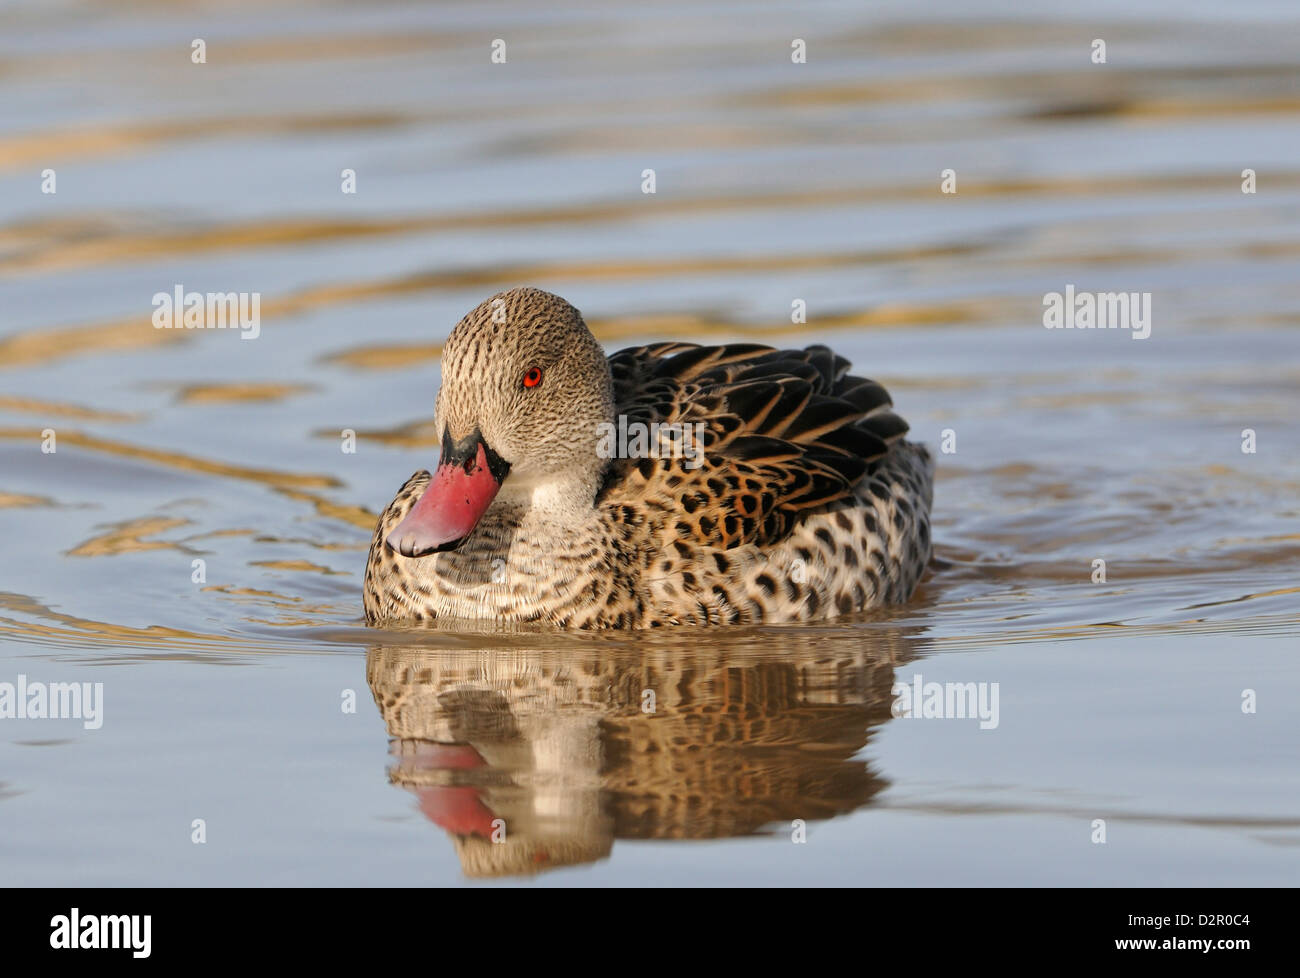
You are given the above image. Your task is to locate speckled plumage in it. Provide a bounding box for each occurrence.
[363,288,933,628]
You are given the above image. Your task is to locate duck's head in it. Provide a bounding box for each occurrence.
[386,288,614,557]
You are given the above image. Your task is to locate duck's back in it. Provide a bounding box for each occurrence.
[596,342,934,625]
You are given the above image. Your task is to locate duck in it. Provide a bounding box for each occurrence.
[363,287,933,628]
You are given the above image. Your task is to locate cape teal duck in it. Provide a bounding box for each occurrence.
[363,287,933,627]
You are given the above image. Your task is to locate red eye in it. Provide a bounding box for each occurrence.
[523,366,543,388]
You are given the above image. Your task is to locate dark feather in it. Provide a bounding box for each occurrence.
[601,342,910,550]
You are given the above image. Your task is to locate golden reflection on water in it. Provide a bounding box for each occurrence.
[0,260,1014,371]
[0,491,52,509]
[11,171,1299,275]
[0,396,139,422]
[172,382,315,405]
[0,590,265,659]
[0,427,339,490]
[67,515,193,557]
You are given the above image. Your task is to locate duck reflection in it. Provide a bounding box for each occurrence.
[366,625,920,877]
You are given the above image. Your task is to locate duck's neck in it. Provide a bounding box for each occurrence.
[485,466,603,536]
[415,463,624,626]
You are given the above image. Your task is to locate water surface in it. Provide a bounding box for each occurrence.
[1,0,1298,885]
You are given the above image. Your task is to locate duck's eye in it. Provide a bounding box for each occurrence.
[522,366,544,389]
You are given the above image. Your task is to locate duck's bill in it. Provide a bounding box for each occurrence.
[407,744,497,837]
[386,430,509,557]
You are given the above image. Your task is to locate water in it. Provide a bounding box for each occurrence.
[1,0,1298,885]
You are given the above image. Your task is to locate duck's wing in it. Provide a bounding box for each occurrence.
[600,342,910,550]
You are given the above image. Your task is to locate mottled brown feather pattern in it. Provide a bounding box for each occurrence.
[364,288,933,629]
